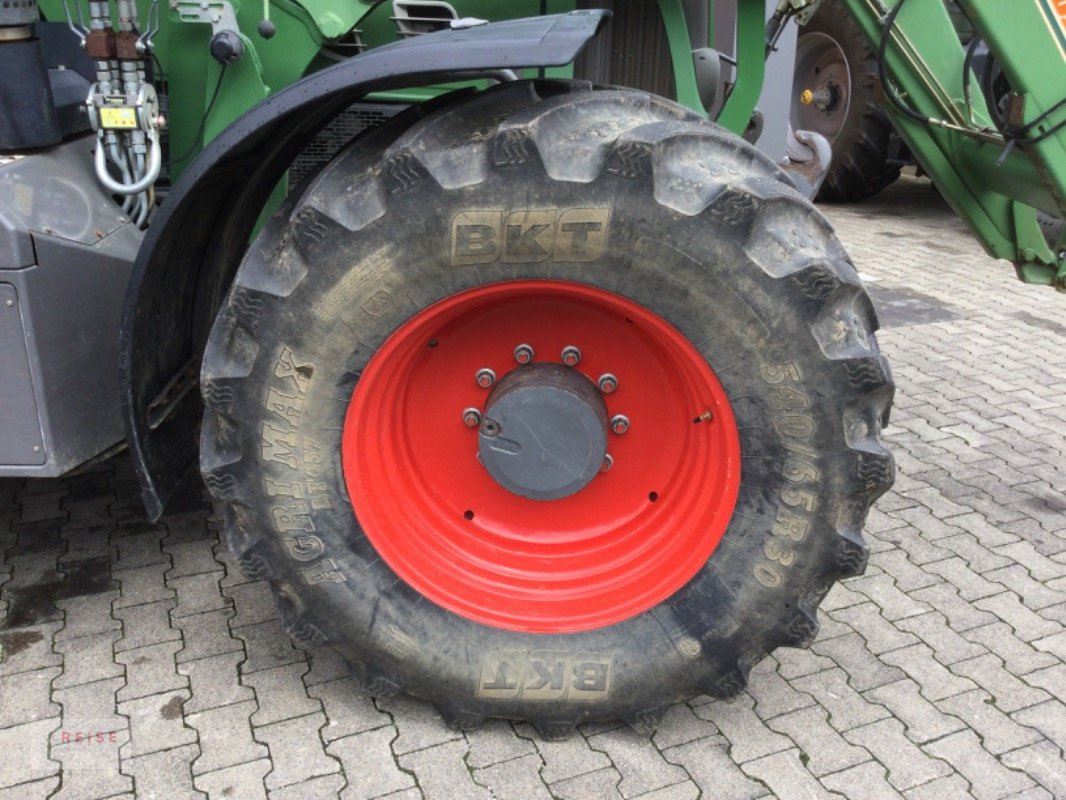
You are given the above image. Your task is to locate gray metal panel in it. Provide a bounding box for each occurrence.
[0,137,142,477]
[0,155,36,269]
[0,137,128,247]
[0,283,46,465]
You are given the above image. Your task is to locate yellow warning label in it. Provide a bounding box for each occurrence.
[99,107,137,130]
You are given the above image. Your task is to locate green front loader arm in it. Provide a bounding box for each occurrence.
[835,0,1066,288]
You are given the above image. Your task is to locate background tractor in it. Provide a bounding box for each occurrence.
[1,0,1064,735]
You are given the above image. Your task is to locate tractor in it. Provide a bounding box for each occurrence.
[1,0,1063,736]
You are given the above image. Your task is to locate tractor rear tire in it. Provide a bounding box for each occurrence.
[200,80,894,736]
[794,0,901,202]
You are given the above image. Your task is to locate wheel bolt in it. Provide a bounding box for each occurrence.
[475,367,496,389]
[462,408,482,428]
[611,414,630,435]
[514,343,534,364]
[597,373,618,394]
[561,345,581,367]
[600,454,614,473]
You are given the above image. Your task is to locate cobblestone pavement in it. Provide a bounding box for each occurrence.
[2,176,1065,799]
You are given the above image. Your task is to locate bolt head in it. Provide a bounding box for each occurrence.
[610,414,630,435]
[479,418,500,437]
[600,454,613,473]
[462,408,482,428]
[513,344,534,364]
[561,345,581,367]
[597,373,618,394]
[475,368,496,389]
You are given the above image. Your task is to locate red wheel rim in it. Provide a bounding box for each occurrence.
[342,280,741,633]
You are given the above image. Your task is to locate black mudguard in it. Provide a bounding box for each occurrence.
[119,11,609,520]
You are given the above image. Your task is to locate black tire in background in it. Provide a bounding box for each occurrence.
[793,0,902,202]
[200,80,895,736]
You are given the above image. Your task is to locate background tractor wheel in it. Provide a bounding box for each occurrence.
[794,0,902,202]
[200,80,894,736]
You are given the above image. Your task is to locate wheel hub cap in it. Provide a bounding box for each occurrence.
[479,363,608,501]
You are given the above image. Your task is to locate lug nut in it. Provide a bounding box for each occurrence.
[610,414,630,435]
[475,367,496,389]
[600,454,614,473]
[597,373,618,394]
[462,408,482,428]
[561,345,582,367]
[514,343,535,364]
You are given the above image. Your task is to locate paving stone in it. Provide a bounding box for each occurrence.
[936,690,1044,755]
[876,528,953,566]
[195,758,270,800]
[820,582,868,612]
[186,699,268,775]
[113,599,181,653]
[224,581,279,629]
[306,677,390,743]
[746,657,817,721]
[767,706,871,777]
[973,593,1062,642]
[119,688,198,758]
[829,602,920,655]
[881,644,978,701]
[0,666,60,726]
[773,645,837,680]
[586,728,689,798]
[233,619,304,674]
[550,767,624,800]
[54,591,121,642]
[115,639,187,702]
[174,609,242,664]
[903,774,975,800]
[650,703,721,751]
[630,782,701,800]
[936,534,1013,573]
[1001,741,1066,796]
[112,530,168,571]
[691,693,792,764]
[950,654,1051,713]
[270,773,347,800]
[178,650,254,714]
[302,645,348,686]
[170,572,231,620]
[0,777,60,799]
[121,743,203,800]
[112,563,174,609]
[923,558,1004,601]
[864,680,966,744]
[964,623,1059,675]
[843,717,952,791]
[0,718,60,787]
[923,730,1035,800]
[52,629,123,689]
[985,566,1065,611]
[811,633,906,692]
[165,540,223,579]
[243,662,319,726]
[821,761,905,800]
[791,667,892,732]
[912,584,998,631]
[1011,699,1066,751]
[741,749,843,800]
[473,753,552,800]
[51,728,132,800]
[329,727,415,800]
[996,541,1066,581]
[256,711,340,790]
[0,621,62,676]
[375,693,462,756]
[896,612,988,665]
[52,677,126,744]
